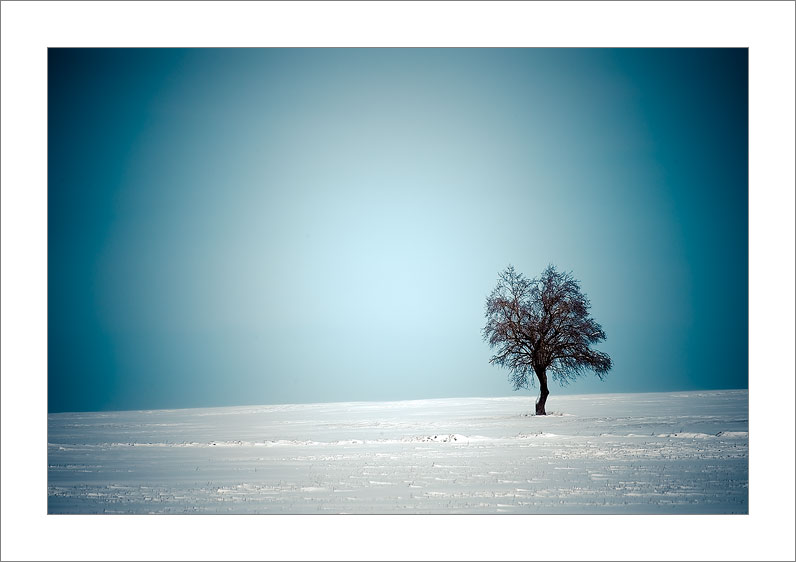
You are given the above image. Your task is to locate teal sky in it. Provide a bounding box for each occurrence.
[48,48,748,413]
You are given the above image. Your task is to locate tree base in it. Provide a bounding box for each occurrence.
[535,389,549,416]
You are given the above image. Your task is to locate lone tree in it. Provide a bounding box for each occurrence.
[483,264,612,415]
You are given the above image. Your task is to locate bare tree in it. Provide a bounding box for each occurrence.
[483,264,612,415]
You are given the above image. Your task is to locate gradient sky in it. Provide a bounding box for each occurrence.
[48,48,748,413]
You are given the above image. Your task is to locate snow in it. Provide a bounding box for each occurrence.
[48,389,748,514]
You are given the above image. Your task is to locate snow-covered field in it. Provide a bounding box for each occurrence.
[48,390,748,514]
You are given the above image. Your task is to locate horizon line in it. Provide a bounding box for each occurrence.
[48,387,749,416]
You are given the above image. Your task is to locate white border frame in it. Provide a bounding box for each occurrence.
[2,2,794,561]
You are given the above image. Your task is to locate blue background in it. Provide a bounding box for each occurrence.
[48,48,748,413]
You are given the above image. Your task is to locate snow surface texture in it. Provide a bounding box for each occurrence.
[48,390,748,514]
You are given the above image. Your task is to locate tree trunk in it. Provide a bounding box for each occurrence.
[535,370,550,415]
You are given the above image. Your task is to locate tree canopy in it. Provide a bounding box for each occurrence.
[483,264,612,414]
